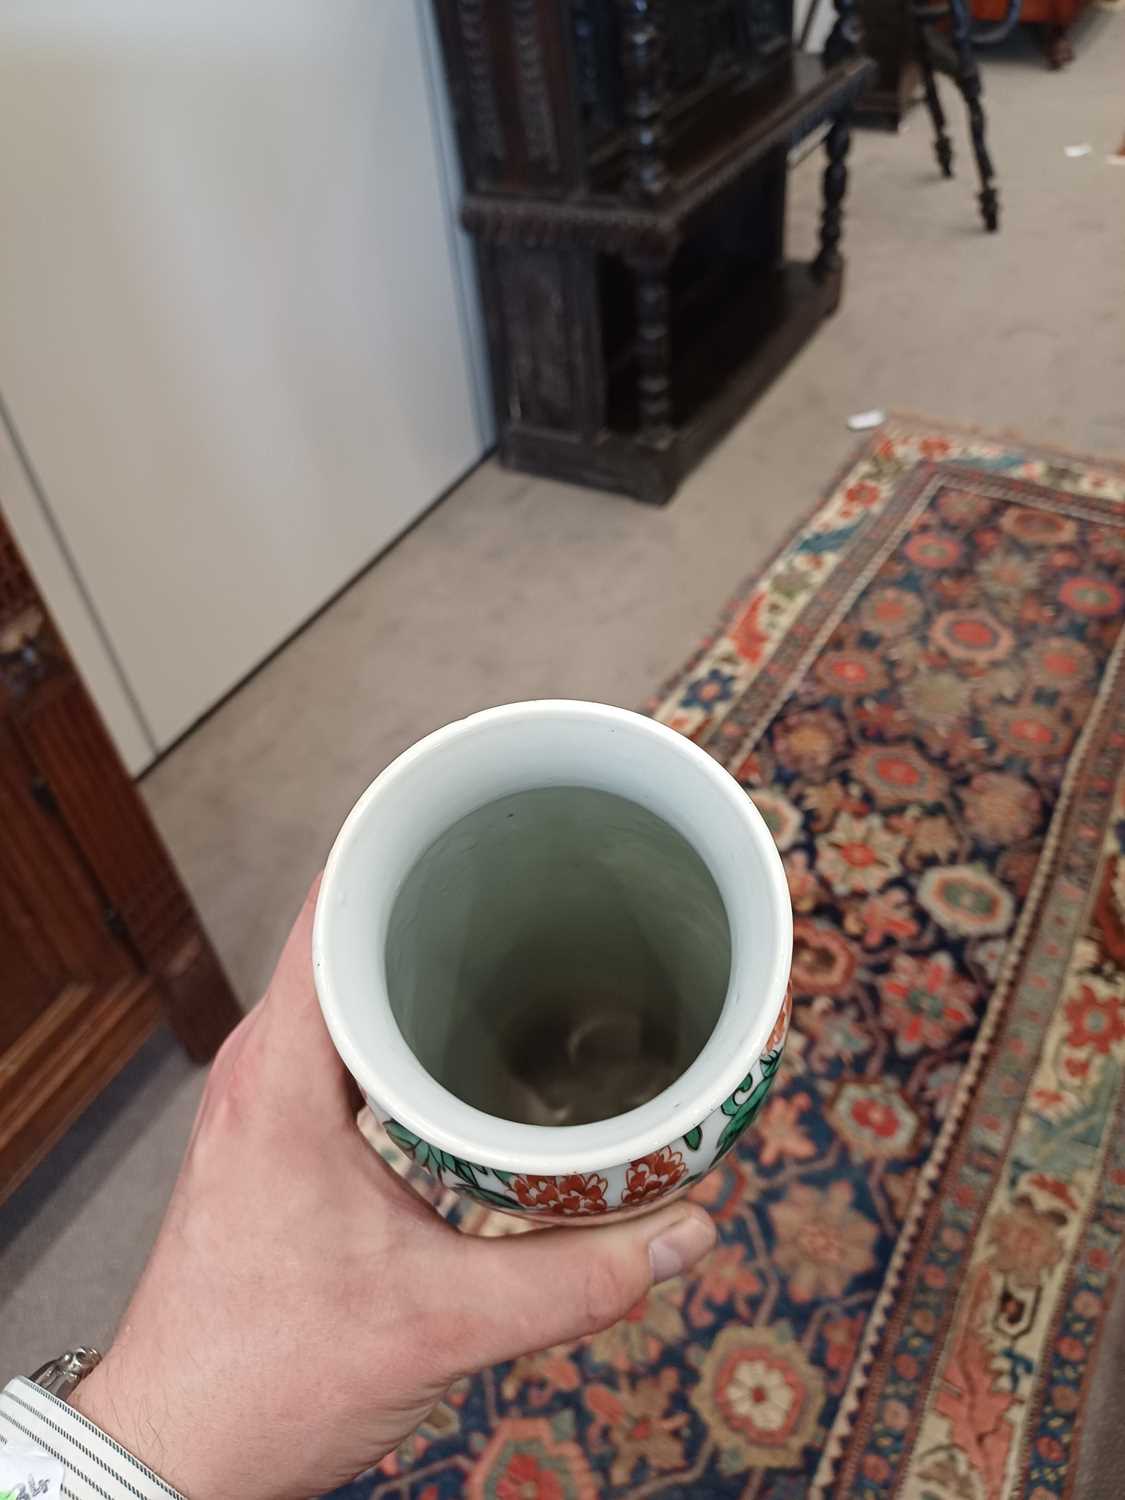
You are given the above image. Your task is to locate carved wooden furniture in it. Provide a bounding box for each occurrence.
[433,1,874,504]
[853,0,920,129]
[912,0,999,230]
[0,511,241,1204]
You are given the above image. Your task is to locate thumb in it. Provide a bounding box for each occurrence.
[442,1205,716,1372]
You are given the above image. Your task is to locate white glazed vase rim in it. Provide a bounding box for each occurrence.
[312,700,792,1176]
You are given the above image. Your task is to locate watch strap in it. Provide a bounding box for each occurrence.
[29,1347,102,1401]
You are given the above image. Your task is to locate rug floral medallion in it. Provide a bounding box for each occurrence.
[331,421,1125,1500]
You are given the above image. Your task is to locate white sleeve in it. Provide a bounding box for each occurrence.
[0,1377,185,1500]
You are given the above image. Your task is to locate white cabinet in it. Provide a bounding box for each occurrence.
[0,2,486,766]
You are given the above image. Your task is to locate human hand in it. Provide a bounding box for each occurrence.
[72,882,717,1500]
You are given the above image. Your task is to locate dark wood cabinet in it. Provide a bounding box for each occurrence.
[0,515,241,1203]
[433,1,873,504]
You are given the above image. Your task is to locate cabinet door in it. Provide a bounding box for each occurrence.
[0,1,485,754]
[0,721,134,1053]
[0,713,159,1196]
[0,513,238,1199]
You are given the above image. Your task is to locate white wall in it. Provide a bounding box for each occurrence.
[0,2,487,760]
[0,399,153,771]
[794,0,838,55]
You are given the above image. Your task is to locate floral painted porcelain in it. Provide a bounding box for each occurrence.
[378,982,792,1219]
[313,701,793,1224]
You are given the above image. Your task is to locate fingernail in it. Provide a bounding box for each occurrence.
[647,1211,717,1284]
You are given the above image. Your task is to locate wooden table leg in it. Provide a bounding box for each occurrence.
[914,9,954,177]
[948,0,1000,230]
[813,0,861,284]
[812,116,852,282]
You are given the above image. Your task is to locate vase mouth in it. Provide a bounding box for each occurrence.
[313,699,792,1176]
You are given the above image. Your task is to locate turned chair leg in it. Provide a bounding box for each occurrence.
[812,113,852,281]
[914,11,954,177]
[813,0,859,284]
[948,0,999,230]
[1044,22,1074,68]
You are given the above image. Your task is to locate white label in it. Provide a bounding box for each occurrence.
[0,1448,65,1500]
[847,409,886,432]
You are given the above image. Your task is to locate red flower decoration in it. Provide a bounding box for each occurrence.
[842,481,880,514]
[905,530,963,570]
[1064,985,1125,1055]
[495,1453,566,1500]
[1028,1175,1078,1211]
[730,592,769,663]
[556,1174,610,1215]
[879,951,977,1055]
[765,985,793,1053]
[512,1173,610,1216]
[846,888,919,949]
[823,1312,865,1375]
[622,1148,687,1206]
[733,749,764,784]
[850,1097,901,1139]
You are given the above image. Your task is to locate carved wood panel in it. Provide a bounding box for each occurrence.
[0,720,129,991]
[484,244,605,438]
[435,1,582,195]
[433,1,870,503]
[0,505,241,1197]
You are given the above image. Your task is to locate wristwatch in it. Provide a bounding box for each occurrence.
[29,1347,102,1400]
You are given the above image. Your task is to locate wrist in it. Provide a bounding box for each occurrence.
[70,1353,192,1496]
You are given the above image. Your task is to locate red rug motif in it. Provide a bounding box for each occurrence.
[334,420,1125,1500]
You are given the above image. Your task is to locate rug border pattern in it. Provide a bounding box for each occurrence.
[818,632,1125,1496]
[372,417,1125,1499]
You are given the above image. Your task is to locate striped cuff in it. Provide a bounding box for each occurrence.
[0,1377,184,1500]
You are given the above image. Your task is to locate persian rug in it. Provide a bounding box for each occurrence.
[331,419,1125,1500]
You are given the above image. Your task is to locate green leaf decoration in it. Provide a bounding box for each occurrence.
[491,1169,514,1186]
[683,1125,704,1151]
[446,1154,481,1190]
[721,1074,755,1116]
[761,1047,783,1080]
[384,1118,421,1156]
[384,1120,483,1191]
[713,1072,777,1161]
